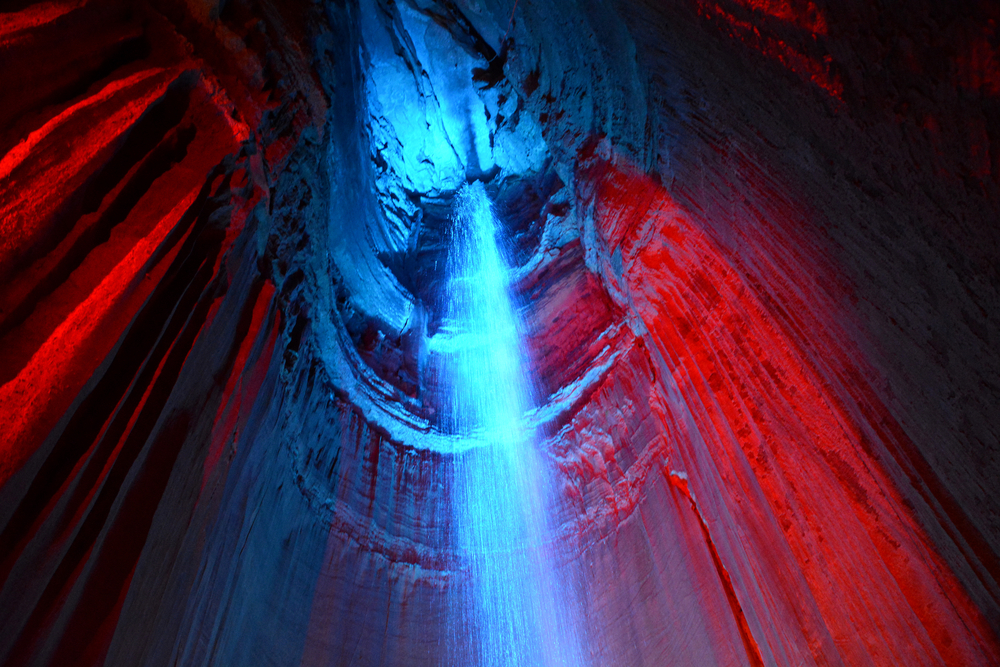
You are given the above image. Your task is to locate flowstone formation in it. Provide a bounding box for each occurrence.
[1,0,999,665]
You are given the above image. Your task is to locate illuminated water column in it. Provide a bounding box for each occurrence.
[444,183,585,666]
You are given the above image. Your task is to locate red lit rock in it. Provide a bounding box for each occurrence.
[0,0,999,665]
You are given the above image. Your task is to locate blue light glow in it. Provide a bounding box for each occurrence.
[444,182,585,666]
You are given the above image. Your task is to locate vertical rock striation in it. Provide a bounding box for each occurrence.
[0,0,998,665]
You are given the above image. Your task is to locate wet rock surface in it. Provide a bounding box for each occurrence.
[0,0,999,665]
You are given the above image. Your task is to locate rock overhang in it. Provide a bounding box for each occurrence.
[316,0,641,453]
[2,0,999,664]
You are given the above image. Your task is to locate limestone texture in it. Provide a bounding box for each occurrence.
[1,0,999,665]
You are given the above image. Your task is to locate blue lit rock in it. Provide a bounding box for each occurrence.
[0,0,999,666]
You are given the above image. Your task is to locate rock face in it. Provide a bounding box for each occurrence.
[1,0,999,665]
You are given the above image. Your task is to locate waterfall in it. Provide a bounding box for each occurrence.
[443,182,584,666]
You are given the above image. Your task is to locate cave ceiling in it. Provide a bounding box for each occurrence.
[1,0,999,665]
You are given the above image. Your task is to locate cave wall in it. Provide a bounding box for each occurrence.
[1,0,999,665]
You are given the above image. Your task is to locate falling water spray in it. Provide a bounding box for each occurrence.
[444,182,585,666]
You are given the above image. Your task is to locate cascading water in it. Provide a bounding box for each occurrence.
[442,182,585,666]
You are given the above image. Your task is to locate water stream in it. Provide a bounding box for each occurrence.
[443,182,584,666]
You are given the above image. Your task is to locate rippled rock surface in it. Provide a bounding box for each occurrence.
[1,0,999,665]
